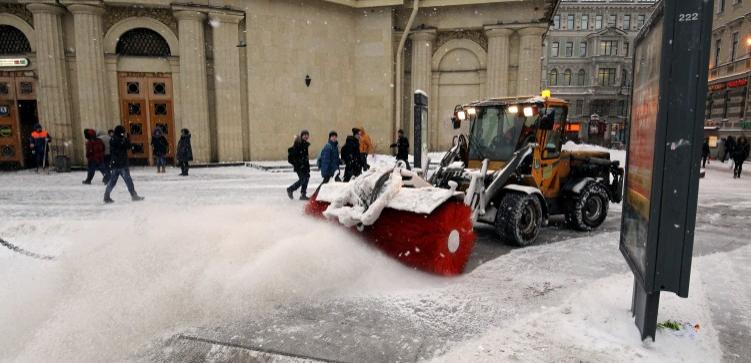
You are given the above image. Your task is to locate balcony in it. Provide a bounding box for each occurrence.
[710,56,751,81]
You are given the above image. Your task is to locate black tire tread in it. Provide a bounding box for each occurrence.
[566,182,610,232]
[495,191,543,247]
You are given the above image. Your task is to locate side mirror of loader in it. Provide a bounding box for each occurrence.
[451,116,461,130]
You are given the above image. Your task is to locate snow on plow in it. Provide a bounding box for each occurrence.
[305,165,476,276]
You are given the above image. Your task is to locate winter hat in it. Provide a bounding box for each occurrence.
[34,123,42,131]
[181,128,190,135]
[352,128,360,136]
[329,131,338,138]
[300,129,310,137]
[114,125,126,136]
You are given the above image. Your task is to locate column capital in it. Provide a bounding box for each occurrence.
[173,9,207,22]
[24,2,66,16]
[208,11,244,25]
[484,26,514,38]
[516,26,548,37]
[65,3,105,16]
[410,29,437,42]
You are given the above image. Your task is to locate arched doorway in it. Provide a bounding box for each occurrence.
[0,23,36,169]
[112,26,176,165]
[432,40,485,150]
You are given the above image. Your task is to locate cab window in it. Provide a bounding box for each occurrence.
[542,106,567,159]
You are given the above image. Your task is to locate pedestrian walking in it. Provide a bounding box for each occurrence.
[98,129,113,177]
[341,128,362,182]
[151,127,169,173]
[29,123,51,172]
[358,126,374,171]
[717,137,726,163]
[702,138,710,168]
[726,135,736,166]
[103,125,144,203]
[286,130,311,200]
[176,128,193,176]
[82,129,110,185]
[318,131,340,184]
[732,136,750,178]
[390,129,410,170]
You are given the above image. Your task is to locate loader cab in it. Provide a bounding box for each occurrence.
[456,97,568,172]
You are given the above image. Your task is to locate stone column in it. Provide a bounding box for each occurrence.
[484,26,513,98]
[68,3,109,132]
[26,2,73,156]
[209,12,244,162]
[174,9,210,163]
[409,29,436,133]
[516,27,548,96]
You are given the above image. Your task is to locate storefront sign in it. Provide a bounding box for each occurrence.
[741,120,751,129]
[0,105,9,117]
[727,79,748,88]
[709,83,726,92]
[0,58,29,68]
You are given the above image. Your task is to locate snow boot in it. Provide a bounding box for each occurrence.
[286,188,294,200]
[82,180,91,185]
[132,195,145,202]
[104,197,114,204]
[299,195,309,201]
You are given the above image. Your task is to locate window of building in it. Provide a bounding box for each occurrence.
[600,40,618,56]
[565,42,574,57]
[723,90,730,118]
[576,100,584,116]
[581,15,589,30]
[619,100,627,116]
[719,0,726,13]
[580,42,588,57]
[0,25,32,55]
[564,69,572,85]
[598,68,617,86]
[577,69,587,85]
[595,15,603,30]
[732,32,739,61]
[623,15,631,30]
[549,69,559,86]
[552,42,559,57]
[624,42,630,57]
[637,14,646,28]
[567,14,575,30]
[608,14,617,27]
[715,39,722,66]
[115,28,172,57]
[553,15,560,29]
[622,69,629,87]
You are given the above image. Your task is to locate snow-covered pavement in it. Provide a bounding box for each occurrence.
[0,161,749,362]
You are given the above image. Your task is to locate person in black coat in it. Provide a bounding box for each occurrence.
[286,130,311,200]
[702,138,710,168]
[103,125,144,203]
[341,128,362,182]
[725,135,736,163]
[732,136,750,178]
[177,128,193,176]
[390,129,410,170]
[151,127,169,174]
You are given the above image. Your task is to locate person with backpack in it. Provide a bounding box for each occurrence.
[177,128,193,176]
[318,131,340,184]
[151,127,169,173]
[341,128,362,182]
[98,129,113,177]
[104,125,144,203]
[286,130,311,200]
[82,128,110,185]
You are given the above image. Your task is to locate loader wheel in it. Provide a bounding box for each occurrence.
[566,182,609,231]
[495,192,543,247]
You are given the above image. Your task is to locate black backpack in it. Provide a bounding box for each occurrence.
[287,145,296,166]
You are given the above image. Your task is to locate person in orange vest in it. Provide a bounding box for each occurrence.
[29,124,51,171]
[357,126,374,171]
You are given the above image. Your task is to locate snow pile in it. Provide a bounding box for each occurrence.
[321,165,403,227]
[0,203,435,362]
[563,141,627,166]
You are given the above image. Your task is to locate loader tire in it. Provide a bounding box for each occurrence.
[495,192,543,247]
[566,182,609,232]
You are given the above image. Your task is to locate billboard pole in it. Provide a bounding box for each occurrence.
[620,0,713,341]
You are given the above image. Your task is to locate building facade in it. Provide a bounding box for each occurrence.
[542,0,655,146]
[706,0,751,144]
[0,0,557,168]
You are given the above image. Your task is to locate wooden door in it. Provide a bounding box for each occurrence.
[120,99,149,160]
[118,73,174,165]
[0,76,22,167]
[147,77,175,162]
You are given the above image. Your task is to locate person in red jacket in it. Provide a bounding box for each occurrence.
[82,128,110,185]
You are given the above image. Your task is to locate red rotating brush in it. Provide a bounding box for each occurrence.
[305,193,476,276]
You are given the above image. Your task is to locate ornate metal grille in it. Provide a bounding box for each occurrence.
[0,25,31,55]
[115,28,171,57]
